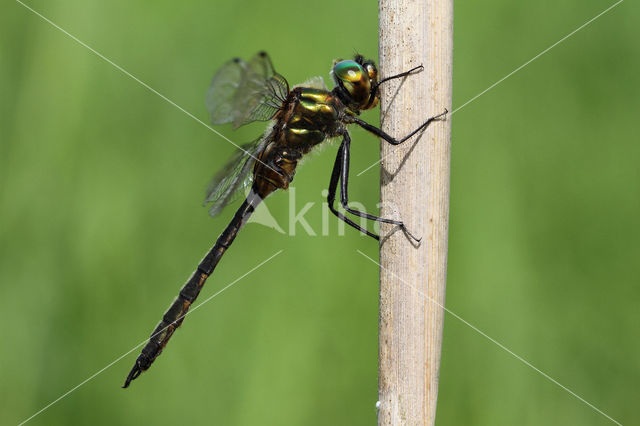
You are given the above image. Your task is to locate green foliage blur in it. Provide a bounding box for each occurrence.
[1,0,638,425]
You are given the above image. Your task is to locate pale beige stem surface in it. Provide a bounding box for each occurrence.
[378,0,453,424]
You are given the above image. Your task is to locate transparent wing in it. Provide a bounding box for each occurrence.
[206,52,289,129]
[232,52,289,128]
[203,136,268,217]
[206,58,243,125]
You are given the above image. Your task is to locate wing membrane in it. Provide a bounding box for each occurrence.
[206,52,289,129]
[206,58,243,125]
[203,136,268,217]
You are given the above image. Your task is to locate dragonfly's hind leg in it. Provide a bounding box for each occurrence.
[327,132,421,242]
[327,135,378,240]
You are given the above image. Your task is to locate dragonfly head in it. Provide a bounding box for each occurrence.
[331,55,379,112]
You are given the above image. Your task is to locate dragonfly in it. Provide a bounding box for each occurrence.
[123,51,447,387]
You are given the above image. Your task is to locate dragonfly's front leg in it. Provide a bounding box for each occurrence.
[365,65,424,108]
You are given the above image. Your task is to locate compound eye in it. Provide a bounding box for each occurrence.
[334,60,365,83]
[363,62,378,84]
[332,60,371,105]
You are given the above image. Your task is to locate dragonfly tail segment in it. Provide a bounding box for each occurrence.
[123,191,262,388]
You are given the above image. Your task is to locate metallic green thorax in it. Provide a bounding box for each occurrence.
[285,88,339,147]
[252,86,345,198]
[252,56,380,200]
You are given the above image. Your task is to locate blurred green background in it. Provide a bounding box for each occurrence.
[1,0,638,425]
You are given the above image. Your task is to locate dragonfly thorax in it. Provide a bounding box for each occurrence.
[282,87,341,148]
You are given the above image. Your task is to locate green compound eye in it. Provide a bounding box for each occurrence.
[333,60,365,82]
[332,60,371,107]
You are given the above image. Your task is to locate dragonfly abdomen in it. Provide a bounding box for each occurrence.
[123,195,259,387]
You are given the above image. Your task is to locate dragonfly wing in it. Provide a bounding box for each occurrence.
[206,58,244,125]
[232,52,289,129]
[207,52,289,128]
[203,136,268,217]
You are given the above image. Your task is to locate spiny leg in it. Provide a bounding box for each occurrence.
[337,132,421,242]
[348,108,448,145]
[374,65,424,89]
[364,65,424,109]
[327,138,378,239]
[366,65,423,105]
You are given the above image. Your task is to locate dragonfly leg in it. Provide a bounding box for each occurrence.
[376,65,424,87]
[338,132,421,242]
[366,65,424,108]
[327,136,378,240]
[327,133,421,242]
[347,108,448,146]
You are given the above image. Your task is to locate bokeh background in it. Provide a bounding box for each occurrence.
[1,0,638,425]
